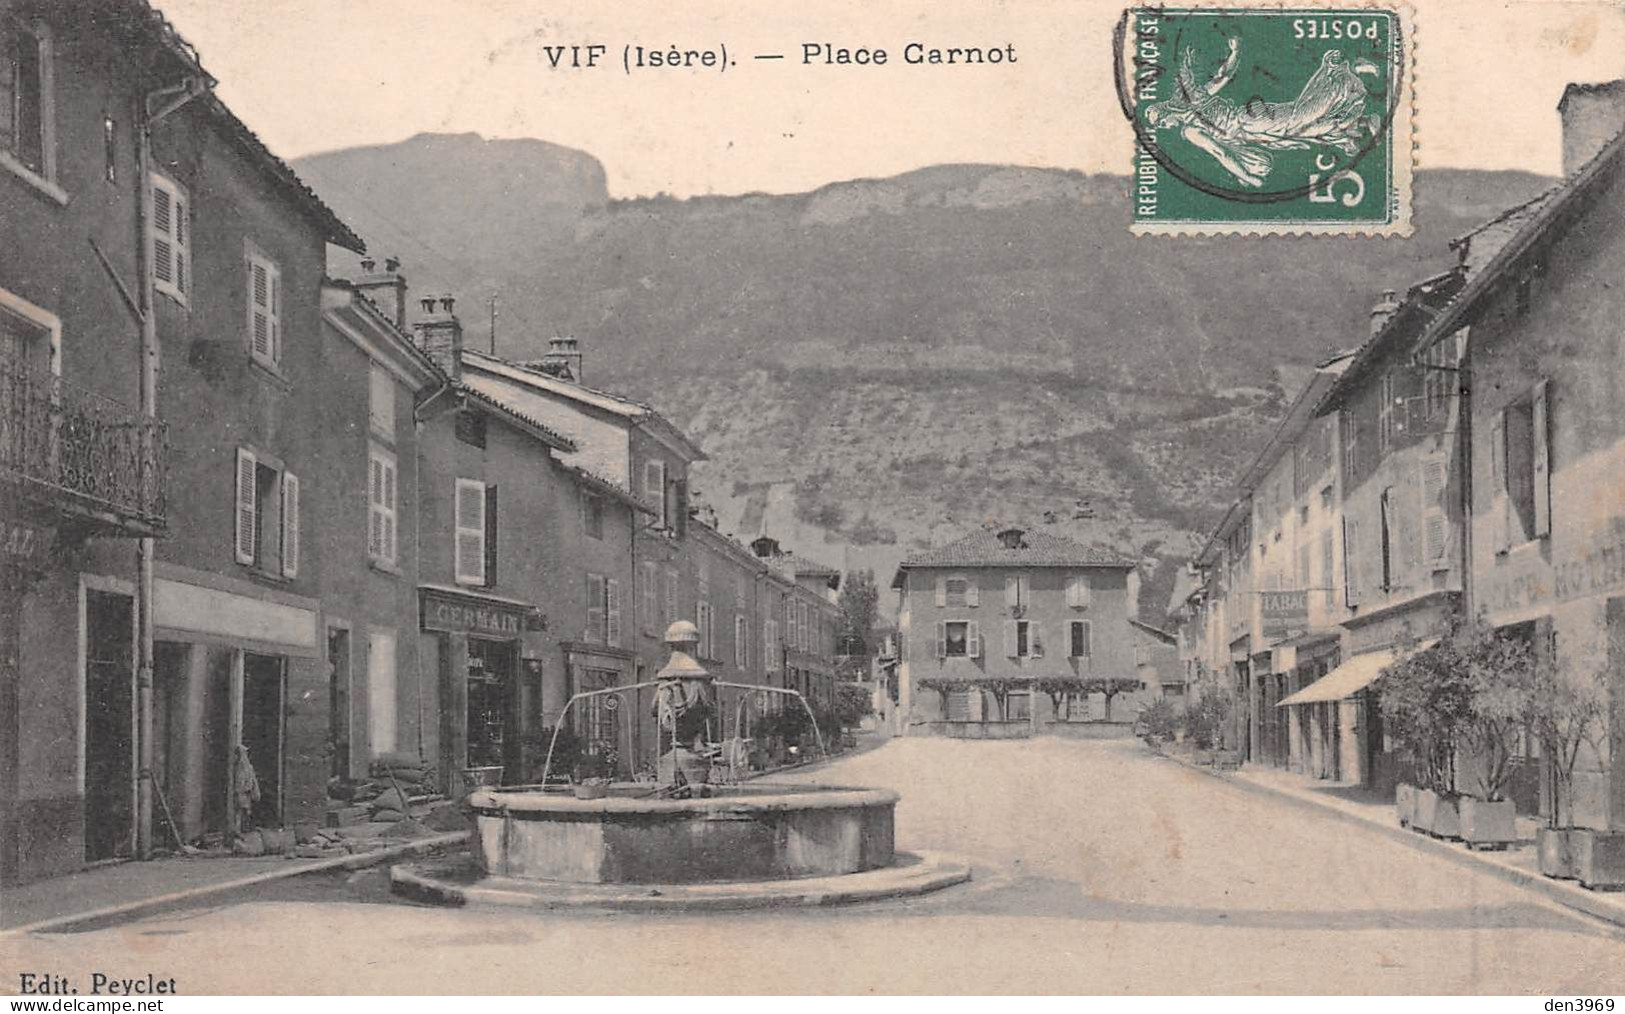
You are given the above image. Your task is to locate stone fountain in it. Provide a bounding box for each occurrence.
[391,623,970,910]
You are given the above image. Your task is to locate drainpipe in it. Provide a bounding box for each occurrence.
[1457,339,1474,621]
[134,75,208,860]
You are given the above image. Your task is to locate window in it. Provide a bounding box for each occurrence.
[454,409,487,448]
[1420,455,1448,565]
[1004,575,1031,610]
[1,18,56,194]
[1065,575,1090,609]
[369,364,394,438]
[938,620,980,658]
[1423,336,1458,419]
[644,460,667,528]
[102,115,115,183]
[585,573,606,644]
[1005,691,1031,722]
[150,174,190,305]
[697,554,709,598]
[1320,529,1334,594]
[1070,620,1092,658]
[641,562,658,634]
[696,600,713,659]
[1341,408,1359,483]
[940,575,978,607]
[664,569,678,627]
[454,478,488,586]
[736,571,748,606]
[735,615,750,668]
[947,689,979,722]
[583,492,604,540]
[234,448,299,578]
[1297,543,1312,590]
[1494,381,1552,550]
[1005,619,1042,658]
[765,617,780,672]
[246,251,280,367]
[368,446,397,566]
[1342,518,1360,607]
[367,630,397,756]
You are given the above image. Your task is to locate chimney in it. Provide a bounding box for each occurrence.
[537,336,584,384]
[1559,81,1625,177]
[1369,289,1401,337]
[411,293,463,381]
[354,255,408,329]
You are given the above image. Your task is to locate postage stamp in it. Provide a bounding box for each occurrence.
[1120,5,1414,235]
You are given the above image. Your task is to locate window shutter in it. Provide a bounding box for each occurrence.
[249,259,271,360]
[607,579,622,647]
[483,485,498,587]
[1030,622,1044,658]
[1005,576,1019,608]
[966,577,980,607]
[586,574,605,643]
[665,570,678,626]
[269,267,280,361]
[935,621,947,659]
[1004,620,1018,658]
[152,182,173,287]
[368,457,383,559]
[967,621,981,658]
[281,472,300,578]
[234,448,257,564]
[454,479,486,584]
[934,576,946,607]
[1421,455,1448,564]
[1077,621,1090,658]
[1532,380,1551,538]
[383,459,397,561]
[1342,518,1359,607]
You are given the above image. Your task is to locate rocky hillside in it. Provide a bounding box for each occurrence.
[294,135,1552,620]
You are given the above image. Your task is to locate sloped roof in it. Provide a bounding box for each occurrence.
[893,528,1136,587]
[457,378,578,452]
[568,465,656,515]
[125,1,363,251]
[462,350,707,461]
[1413,113,1625,356]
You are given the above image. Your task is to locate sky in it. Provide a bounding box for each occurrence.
[155,0,1625,197]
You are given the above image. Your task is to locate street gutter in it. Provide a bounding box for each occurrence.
[1,831,469,937]
[1155,750,1625,936]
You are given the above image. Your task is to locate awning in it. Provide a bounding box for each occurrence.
[1277,640,1437,707]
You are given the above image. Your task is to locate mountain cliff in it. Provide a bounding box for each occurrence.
[293,134,1551,619]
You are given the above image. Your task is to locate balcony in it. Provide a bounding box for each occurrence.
[0,361,167,535]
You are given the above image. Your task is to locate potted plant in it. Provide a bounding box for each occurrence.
[1139,698,1179,753]
[1378,631,1472,838]
[1457,626,1539,850]
[1531,670,1607,880]
[1184,676,1232,766]
[572,749,615,799]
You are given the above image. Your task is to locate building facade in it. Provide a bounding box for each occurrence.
[893,526,1143,736]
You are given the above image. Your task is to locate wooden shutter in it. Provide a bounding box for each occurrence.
[1532,380,1551,538]
[967,621,981,658]
[281,472,300,578]
[234,448,257,564]
[607,579,622,647]
[1490,410,1509,552]
[1421,455,1448,564]
[586,574,606,643]
[368,456,384,559]
[934,576,946,607]
[935,621,947,659]
[1005,576,1019,608]
[152,179,173,287]
[454,479,486,584]
[1004,619,1018,657]
[484,485,498,587]
[382,458,396,561]
[1342,518,1359,607]
[665,569,678,626]
[1076,621,1090,658]
[1030,622,1044,658]
[249,257,271,361]
[966,577,980,607]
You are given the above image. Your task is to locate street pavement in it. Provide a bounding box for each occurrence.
[4,737,1624,994]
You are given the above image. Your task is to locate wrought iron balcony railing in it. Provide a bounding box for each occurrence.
[0,360,167,535]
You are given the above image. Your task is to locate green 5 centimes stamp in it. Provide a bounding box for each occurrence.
[1119,6,1413,235]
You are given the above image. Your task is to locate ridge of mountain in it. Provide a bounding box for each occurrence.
[292,133,1553,619]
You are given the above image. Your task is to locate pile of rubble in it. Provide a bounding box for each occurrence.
[324,753,442,827]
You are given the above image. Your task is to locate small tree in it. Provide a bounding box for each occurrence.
[1184,674,1234,749]
[1458,622,1540,802]
[1531,668,1607,828]
[837,569,880,658]
[1379,638,1472,795]
[1140,697,1179,745]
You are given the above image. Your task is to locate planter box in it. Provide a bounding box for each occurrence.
[1414,790,1462,839]
[1192,749,1215,766]
[1214,749,1244,771]
[1395,783,1417,828]
[1538,827,1579,880]
[1573,829,1625,890]
[1459,797,1516,849]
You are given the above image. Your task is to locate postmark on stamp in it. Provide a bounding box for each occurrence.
[1118,5,1414,235]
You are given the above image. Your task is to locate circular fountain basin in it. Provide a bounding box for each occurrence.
[467,783,898,884]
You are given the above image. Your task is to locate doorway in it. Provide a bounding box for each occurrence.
[466,638,516,778]
[84,590,134,862]
[241,653,285,828]
[327,629,352,779]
